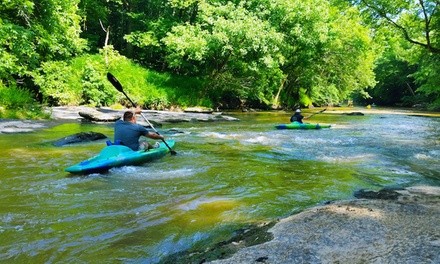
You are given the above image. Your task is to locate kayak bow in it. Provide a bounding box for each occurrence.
[65,140,175,174]
[275,122,331,130]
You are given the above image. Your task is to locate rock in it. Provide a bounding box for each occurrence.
[345,112,364,116]
[136,119,162,128]
[354,188,402,200]
[78,110,121,122]
[161,222,275,263]
[204,186,440,264]
[50,107,239,124]
[164,128,186,134]
[53,131,108,146]
[1,107,239,134]
[137,110,239,124]
[0,120,47,133]
[184,107,214,114]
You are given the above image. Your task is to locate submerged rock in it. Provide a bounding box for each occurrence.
[354,188,403,200]
[53,131,107,146]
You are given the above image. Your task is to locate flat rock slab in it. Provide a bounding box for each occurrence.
[0,120,47,133]
[208,186,440,264]
[137,110,238,123]
[184,107,214,114]
[49,106,239,124]
[78,111,121,122]
[0,107,239,133]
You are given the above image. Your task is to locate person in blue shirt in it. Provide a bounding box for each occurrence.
[114,108,164,151]
[290,109,304,123]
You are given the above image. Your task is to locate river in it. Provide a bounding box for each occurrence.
[0,108,439,263]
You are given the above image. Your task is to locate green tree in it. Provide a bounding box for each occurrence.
[162,1,285,108]
[0,0,86,92]
[252,0,377,107]
[353,0,440,109]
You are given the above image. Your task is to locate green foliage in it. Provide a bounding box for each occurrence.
[268,0,377,107]
[1,0,86,111]
[411,52,440,110]
[162,1,285,108]
[1,0,439,112]
[145,71,209,108]
[0,82,50,119]
[81,63,116,106]
[369,51,417,106]
[33,61,80,105]
[354,0,440,109]
[0,20,39,84]
[0,83,36,108]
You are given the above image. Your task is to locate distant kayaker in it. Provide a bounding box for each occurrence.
[114,108,164,151]
[290,109,304,123]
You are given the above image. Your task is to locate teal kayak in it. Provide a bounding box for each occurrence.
[275,122,331,130]
[65,140,175,174]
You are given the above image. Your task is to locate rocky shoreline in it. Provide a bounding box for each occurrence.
[2,106,439,134]
[163,186,440,264]
[0,106,239,133]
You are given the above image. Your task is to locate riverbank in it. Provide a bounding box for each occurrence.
[166,186,440,263]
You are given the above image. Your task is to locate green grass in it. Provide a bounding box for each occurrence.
[0,85,50,119]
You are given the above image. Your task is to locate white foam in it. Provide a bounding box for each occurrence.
[115,166,206,180]
[414,153,433,160]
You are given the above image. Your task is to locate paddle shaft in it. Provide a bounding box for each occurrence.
[107,72,176,155]
[305,108,327,119]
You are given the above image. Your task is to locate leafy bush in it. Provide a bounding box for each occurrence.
[80,63,116,106]
[0,83,35,108]
[31,46,214,109]
[0,82,50,119]
[33,61,81,105]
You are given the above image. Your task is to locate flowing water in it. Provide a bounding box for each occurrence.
[0,108,439,263]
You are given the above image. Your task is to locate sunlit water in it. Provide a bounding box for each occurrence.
[0,109,439,263]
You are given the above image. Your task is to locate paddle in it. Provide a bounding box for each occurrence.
[304,108,327,119]
[106,72,177,155]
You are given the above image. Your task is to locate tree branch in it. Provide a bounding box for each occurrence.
[361,0,440,53]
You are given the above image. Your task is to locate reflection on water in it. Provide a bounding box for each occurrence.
[0,109,439,262]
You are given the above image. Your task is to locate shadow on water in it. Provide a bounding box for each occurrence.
[0,108,439,262]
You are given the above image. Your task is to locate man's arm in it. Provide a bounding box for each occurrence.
[146,131,164,140]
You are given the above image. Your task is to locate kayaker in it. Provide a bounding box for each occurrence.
[290,109,304,123]
[114,108,164,151]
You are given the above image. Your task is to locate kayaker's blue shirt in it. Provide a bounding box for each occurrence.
[114,120,149,150]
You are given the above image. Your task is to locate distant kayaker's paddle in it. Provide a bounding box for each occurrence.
[305,108,327,119]
[107,72,177,155]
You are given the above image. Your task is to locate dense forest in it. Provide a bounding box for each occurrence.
[1,0,440,117]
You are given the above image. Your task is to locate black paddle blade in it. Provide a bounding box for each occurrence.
[107,72,123,92]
